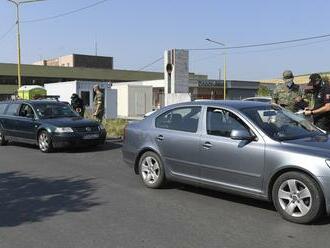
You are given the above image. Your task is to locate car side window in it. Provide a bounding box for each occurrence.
[0,103,8,115]
[5,103,20,116]
[155,106,201,133]
[19,104,35,118]
[207,107,249,137]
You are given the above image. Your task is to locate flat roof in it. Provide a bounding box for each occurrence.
[0,63,163,82]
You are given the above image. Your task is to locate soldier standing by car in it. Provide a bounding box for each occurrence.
[70,93,85,117]
[272,70,303,112]
[304,73,330,133]
[93,85,105,123]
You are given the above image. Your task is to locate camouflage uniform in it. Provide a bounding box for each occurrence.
[273,83,303,112]
[94,91,104,122]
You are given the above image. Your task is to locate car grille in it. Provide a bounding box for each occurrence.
[73,126,99,133]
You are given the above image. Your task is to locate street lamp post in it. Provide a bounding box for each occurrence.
[8,0,45,89]
[206,38,227,100]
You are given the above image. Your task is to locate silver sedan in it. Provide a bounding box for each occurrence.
[122,100,330,224]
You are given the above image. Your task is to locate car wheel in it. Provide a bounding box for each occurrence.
[0,127,8,146]
[38,131,53,153]
[272,172,324,224]
[139,151,166,189]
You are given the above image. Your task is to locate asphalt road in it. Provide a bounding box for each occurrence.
[1,142,330,248]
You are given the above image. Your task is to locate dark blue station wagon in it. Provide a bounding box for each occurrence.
[0,100,107,152]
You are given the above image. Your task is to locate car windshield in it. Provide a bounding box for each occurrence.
[241,105,325,141]
[33,102,78,119]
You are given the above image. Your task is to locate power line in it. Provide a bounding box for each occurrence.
[0,23,16,42]
[188,33,330,51]
[138,57,163,71]
[22,0,111,23]
[191,37,330,64]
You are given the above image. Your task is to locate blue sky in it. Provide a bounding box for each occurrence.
[1,0,330,81]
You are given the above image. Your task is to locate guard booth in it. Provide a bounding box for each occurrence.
[44,81,117,119]
[18,86,47,100]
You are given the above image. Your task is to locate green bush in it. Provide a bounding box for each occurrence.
[257,85,271,97]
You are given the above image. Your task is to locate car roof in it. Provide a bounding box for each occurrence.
[0,100,64,105]
[174,100,271,110]
[244,96,272,100]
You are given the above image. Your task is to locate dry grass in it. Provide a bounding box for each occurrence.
[84,110,128,138]
[103,119,128,138]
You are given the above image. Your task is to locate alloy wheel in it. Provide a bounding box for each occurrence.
[39,132,50,152]
[141,156,160,184]
[278,179,312,217]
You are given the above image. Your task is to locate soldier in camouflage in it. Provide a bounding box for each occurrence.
[93,85,105,123]
[272,70,303,112]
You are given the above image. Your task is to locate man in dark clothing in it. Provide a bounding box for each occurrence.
[70,93,85,117]
[304,73,330,132]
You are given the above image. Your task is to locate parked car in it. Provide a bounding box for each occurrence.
[0,100,107,152]
[243,96,272,103]
[122,100,330,224]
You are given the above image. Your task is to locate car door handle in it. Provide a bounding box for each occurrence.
[202,142,213,149]
[156,135,164,141]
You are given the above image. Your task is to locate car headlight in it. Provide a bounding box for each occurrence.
[55,127,74,133]
[99,124,106,131]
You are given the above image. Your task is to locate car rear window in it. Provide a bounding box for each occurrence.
[155,106,201,133]
[0,103,8,115]
[5,103,20,116]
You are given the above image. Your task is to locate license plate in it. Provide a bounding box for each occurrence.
[83,134,99,140]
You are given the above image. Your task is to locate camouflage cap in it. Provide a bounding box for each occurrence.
[283,70,294,80]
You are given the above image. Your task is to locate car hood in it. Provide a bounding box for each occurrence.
[41,117,99,127]
[282,135,330,156]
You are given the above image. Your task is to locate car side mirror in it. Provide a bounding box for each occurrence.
[230,129,256,141]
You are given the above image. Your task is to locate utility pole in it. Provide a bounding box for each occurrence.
[8,0,45,89]
[95,40,98,56]
[206,38,227,100]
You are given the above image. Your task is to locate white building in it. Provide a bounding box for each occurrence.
[43,49,261,119]
[44,81,117,119]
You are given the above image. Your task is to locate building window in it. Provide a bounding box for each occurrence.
[81,91,90,107]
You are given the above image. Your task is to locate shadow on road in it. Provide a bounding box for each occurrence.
[169,183,330,225]
[62,141,122,154]
[8,141,122,154]
[166,182,276,211]
[0,172,101,227]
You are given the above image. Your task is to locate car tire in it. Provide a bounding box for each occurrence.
[38,131,53,153]
[272,171,324,224]
[139,151,166,189]
[0,127,8,146]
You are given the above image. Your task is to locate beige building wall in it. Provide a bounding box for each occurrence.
[261,73,330,85]
[33,55,74,67]
[58,55,74,67]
